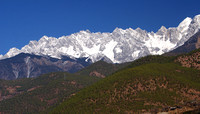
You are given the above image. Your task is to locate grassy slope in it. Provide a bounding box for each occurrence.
[0,72,100,113]
[51,60,200,113]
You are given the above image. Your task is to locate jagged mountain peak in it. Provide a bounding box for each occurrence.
[192,15,200,30]
[1,14,200,63]
[79,29,91,34]
[159,26,167,31]
[177,17,192,33]
[113,27,126,33]
[135,27,145,32]
[127,27,134,31]
[41,35,49,39]
[4,47,22,59]
[39,36,57,42]
[194,14,200,21]
[156,26,167,35]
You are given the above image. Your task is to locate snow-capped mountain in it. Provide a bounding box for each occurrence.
[1,15,200,63]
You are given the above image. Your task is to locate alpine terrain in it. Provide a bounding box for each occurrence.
[0,15,200,80]
[1,15,200,64]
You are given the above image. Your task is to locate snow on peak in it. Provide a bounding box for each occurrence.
[135,27,144,32]
[5,47,22,58]
[156,26,167,35]
[113,27,126,34]
[159,26,167,32]
[194,14,200,20]
[80,29,91,34]
[1,14,200,63]
[177,17,192,33]
[40,35,49,41]
[0,55,3,59]
[193,14,200,26]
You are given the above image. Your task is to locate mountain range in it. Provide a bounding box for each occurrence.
[0,14,200,80]
[1,15,200,63]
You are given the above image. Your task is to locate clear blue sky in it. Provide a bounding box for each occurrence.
[0,0,200,54]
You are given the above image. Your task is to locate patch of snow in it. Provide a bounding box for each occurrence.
[132,50,140,58]
[115,47,122,53]
[58,46,79,58]
[13,70,19,79]
[25,57,31,78]
[102,40,118,62]
[194,14,200,25]
[0,55,3,59]
[5,47,22,58]
[82,44,101,56]
[145,33,176,55]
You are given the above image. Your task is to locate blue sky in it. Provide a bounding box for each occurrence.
[0,0,200,54]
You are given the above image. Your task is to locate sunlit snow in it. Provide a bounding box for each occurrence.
[102,40,118,62]
[1,15,200,63]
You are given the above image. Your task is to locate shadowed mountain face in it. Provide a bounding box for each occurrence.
[165,31,200,56]
[0,53,91,80]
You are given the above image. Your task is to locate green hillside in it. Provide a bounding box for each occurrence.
[0,60,129,113]
[77,60,130,77]
[0,72,100,113]
[51,55,200,113]
[1,49,200,113]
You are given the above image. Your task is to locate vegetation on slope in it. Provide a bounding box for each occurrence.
[0,59,130,113]
[77,60,130,77]
[0,72,100,113]
[51,54,200,113]
[175,48,200,69]
[1,49,200,113]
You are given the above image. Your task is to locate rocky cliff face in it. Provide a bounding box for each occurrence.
[0,53,91,80]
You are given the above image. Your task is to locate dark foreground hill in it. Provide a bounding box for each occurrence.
[0,72,100,113]
[50,51,200,113]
